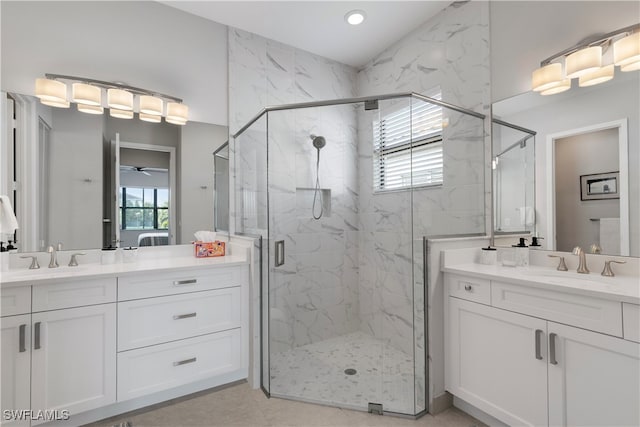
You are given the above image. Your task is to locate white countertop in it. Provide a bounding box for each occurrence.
[0,255,249,287]
[443,262,640,305]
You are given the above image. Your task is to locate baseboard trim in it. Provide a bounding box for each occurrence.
[430,391,453,415]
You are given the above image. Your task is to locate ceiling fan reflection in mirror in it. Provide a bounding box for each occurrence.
[120,166,167,176]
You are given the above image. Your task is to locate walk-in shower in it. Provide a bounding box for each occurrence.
[233,92,486,417]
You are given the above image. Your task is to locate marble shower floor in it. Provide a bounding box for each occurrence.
[270,332,417,414]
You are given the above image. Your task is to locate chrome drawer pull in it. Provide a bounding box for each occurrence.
[173,312,197,320]
[34,322,41,350]
[19,324,26,353]
[534,329,543,360]
[173,279,197,286]
[549,333,558,365]
[464,284,473,291]
[173,357,197,366]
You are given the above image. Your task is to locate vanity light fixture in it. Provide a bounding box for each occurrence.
[614,32,640,71]
[139,112,162,123]
[345,10,366,26]
[531,23,640,95]
[35,78,69,108]
[107,88,133,111]
[110,108,134,119]
[71,83,102,106]
[166,102,189,125]
[139,95,163,116]
[579,64,614,87]
[77,104,104,115]
[34,74,189,125]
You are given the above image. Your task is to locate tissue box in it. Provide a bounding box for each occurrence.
[194,241,225,258]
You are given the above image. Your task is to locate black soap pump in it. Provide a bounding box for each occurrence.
[530,236,543,248]
[6,240,16,252]
[512,237,529,266]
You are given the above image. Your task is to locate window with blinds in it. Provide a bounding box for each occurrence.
[373,93,444,192]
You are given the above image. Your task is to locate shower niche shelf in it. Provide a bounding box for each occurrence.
[295,187,331,217]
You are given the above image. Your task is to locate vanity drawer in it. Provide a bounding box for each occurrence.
[1,286,31,316]
[118,266,247,301]
[32,277,116,312]
[446,273,491,305]
[491,281,622,336]
[117,328,242,401]
[623,303,640,343]
[118,287,242,351]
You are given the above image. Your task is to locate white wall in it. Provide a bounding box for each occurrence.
[48,107,104,250]
[555,129,619,252]
[0,1,228,125]
[179,121,228,243]
[490,1,640,102]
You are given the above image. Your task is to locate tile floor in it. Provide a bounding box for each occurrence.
[88,382,485,427]
[270,332,416,414]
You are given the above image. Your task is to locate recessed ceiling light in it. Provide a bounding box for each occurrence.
[345,10,366,26]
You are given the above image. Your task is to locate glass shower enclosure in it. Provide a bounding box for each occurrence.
[234,92,486,417]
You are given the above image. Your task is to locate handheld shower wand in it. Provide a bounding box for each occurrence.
[310,135,326,220]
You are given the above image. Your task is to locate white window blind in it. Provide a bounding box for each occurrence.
[373,93,444,192]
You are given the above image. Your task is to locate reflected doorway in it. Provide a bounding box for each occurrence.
[548,120,629,256]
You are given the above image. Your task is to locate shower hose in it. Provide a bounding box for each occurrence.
[312,148,323,220]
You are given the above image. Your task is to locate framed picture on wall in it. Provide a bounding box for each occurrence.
[580,171,620,201]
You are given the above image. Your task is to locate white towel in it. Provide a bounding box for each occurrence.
[194,230,217,242]
[518,206,535,226]
[599,218,620,254]
[0,195,19,235]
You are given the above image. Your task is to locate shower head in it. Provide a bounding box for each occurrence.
[310,135,326,150]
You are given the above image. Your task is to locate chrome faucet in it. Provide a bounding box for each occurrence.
[47,246,58,268]
[572,246,589,274]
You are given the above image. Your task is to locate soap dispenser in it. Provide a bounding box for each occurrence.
[530,236,543,249]
[513,237,529,267]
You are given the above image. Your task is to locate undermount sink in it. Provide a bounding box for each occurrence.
[520,268,615,284]
[2,266,89,278]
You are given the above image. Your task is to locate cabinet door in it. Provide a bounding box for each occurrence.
[31,304,116,424]
[548,322,640,427]
[1,315,31,427]
[447,297,548,427]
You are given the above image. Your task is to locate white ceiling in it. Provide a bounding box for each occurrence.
[161,1,450,68]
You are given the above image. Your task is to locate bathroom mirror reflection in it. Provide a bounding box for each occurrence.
[492,70,639,257]
[4,93,229,253]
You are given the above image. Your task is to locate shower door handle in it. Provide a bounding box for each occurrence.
[275,240,285,267]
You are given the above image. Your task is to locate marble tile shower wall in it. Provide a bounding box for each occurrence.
[356,1,490,409]
[229,28,360,353]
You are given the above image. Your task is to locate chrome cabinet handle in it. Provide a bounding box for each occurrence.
[19,324,26,353]
[275,240,285,267]
[34,322,41,350]
[534,329,543,360]
[173,357,197,366]
[464,284,472,292]
[173,279,197,286]
[549,333,558,365]
[173,312,197,320]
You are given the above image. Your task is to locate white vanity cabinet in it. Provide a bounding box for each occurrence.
[1,258,249,426]
[1,314,31,427]
[30,304,116,424]
[116,265,247,402]
[445,272,640,427]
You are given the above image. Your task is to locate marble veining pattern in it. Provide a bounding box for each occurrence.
[231,1,490,416]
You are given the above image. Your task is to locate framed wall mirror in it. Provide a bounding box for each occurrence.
[2,92,229,253]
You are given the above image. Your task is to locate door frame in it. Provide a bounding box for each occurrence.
[545,119,629,255]
[118,141,177,245]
